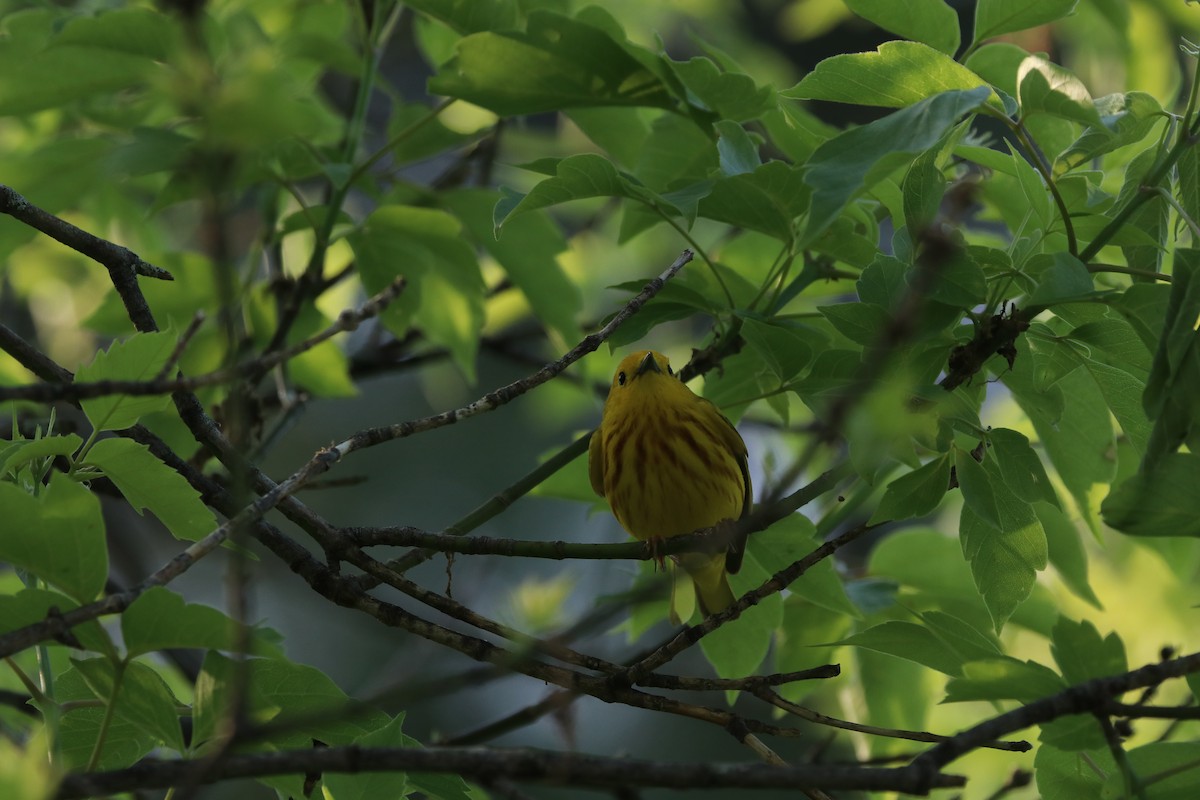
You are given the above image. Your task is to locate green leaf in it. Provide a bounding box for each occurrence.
[1050,617,1125,684]
[1027,253,1099,309]
[496,154,664,230]
[121,587,238,657]
[944,657,1066,703]
[921,251,987,310]
[752,515,860,618]
[427,11,675,115]
[901,147,945,234]
[405,0,518,35]
[737,317,816,383]
[837,621,964,675]
[1036,502,1101,608]
[715,120,761,176]
[818,302,890,346]
[858,649,930,757]
[1062,91,1164,167]
[703,548,784,680]
[324,715,409,800]
[669,57,775,121]
[384,101,473,166]
[0,476,107,602]
[194,652,389,750]
[955,447,1000,528]
[1102,453,1200,538]
[1017,56,1102,127]
[82,438,217,543]
[0,588,110,653]
[77,331,177,432]
[856,255,907,307]
[443,189,580,342]
[350,206,485,380]
[990,428,1058,506]
[972,0,1079,46]
[784,42,991,109]
[567,107,651,168]
[697,161,811,242]
[803,87,991,240]
[920,610,1003,661]
[1005,350,1115,529]
[958,452,1048,632]
[843,0,961,55]
[0,434,82,478]
[870,455,951,523]
[56,665,155,770]
[1141,250,1200,471]
[73,657,185,752]
[0,12,163,116]
[775,599,853,703]
[1078,358,1150,456]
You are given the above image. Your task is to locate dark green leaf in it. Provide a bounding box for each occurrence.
[122,587,238,657]
[818,302,889,346]
[943,657,1066,703]
[427,11,675,115]
[405,0,518,34]
[1036,502,1101,608]
[990,428,1058,506]
[0,588,110,653]
[56,666,155,769]
[1062,91,1164,167]
[973,0,1079,46]
[959,451,1048,631]
[843,0,961,55]
[323,715,410,800]
[803,87,991,240]
[698,161,810,242]
[443,189,580,342]
[1102,453,1200,538]
[715,120,761,176]
[870,455,951,523]
[1027,253,1100,311]
[837,621,964,675]
[670,57,775,121]
[737,317,816,383]
[1050,617,1125,684]
[194,652,388,750]
[73,657,184,752]
[351,206,485,380]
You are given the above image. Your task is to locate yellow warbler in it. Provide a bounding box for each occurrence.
[588,350,751,616]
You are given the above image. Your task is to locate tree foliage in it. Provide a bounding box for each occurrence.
[2,1,1200,798]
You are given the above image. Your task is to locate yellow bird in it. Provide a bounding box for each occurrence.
[588,350,752,616]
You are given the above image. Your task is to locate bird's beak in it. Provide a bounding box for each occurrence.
[635,352,662,378]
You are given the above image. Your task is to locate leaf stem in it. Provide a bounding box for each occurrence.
[655,211,735,308]
[1078,117,1199,262]
[85,659,127,772]
[1012,119,1077,257]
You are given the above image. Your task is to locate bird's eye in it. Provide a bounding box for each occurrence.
[617,371,627,386]
[667,364,674,376]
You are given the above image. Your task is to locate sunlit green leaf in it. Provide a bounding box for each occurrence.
[0,476,107,602]
[82,438,217,542]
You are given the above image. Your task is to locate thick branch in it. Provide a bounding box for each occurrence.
[55,745,965,798]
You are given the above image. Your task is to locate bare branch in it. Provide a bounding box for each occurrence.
[54,745,967,798]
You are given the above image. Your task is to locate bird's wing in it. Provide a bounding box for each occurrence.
[587,425,606,497]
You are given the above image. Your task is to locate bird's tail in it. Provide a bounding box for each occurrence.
[682,552,736,616]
